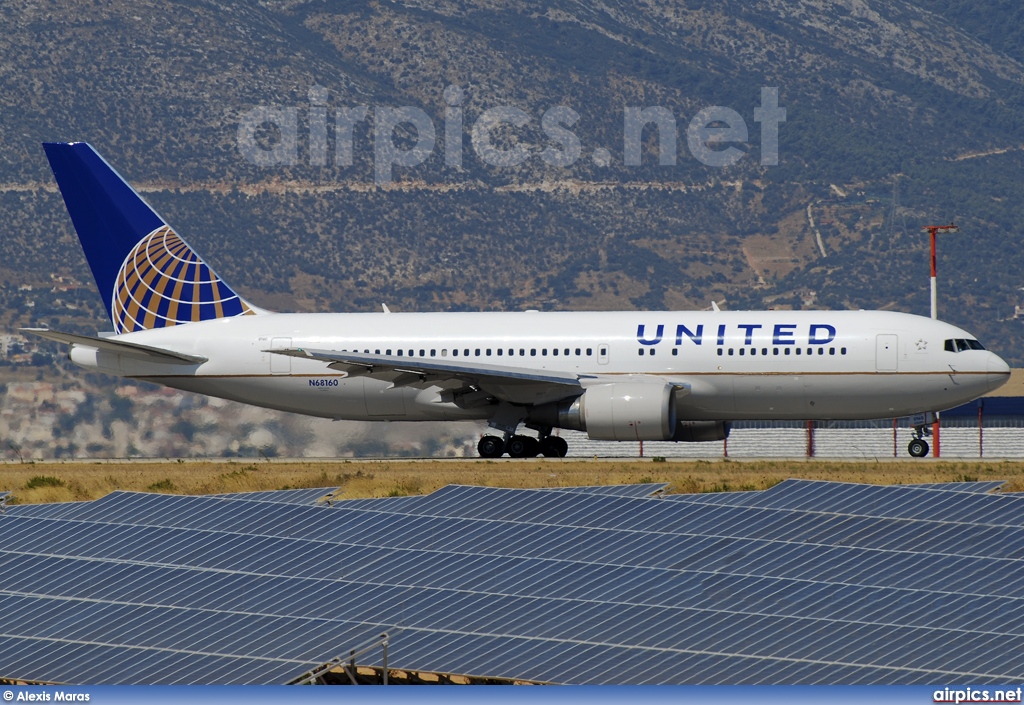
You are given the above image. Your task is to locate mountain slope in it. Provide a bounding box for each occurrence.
[0,0,1021,366]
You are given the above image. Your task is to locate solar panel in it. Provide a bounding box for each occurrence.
[661,479,1024,524]
[536,483,670,498]
[208,487,339,505]
[900,481,1006,494]
[3,500,91,519]
[667,479,1009,507]
[2,480,1024,684]
[336,494,431,512]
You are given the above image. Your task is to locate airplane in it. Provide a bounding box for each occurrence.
[27,142,1010,459]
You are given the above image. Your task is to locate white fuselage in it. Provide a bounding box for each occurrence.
[67,309,1010,424]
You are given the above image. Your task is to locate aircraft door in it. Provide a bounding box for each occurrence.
[270,337,292,374]
[875,334,898,372]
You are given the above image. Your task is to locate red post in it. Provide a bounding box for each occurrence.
[932,416,940,458]
[978,404,984,458]
[639,440,644,458]
[806,420,815,458]
[893,418,898,458]
[723,435,728,458]
[929,229,937,279]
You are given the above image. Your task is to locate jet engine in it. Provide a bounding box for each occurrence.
[529,385,732,442]
[529,383,677,441]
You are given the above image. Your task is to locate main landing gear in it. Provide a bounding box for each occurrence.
[477,432,568,458]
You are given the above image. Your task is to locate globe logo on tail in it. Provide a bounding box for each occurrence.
[112,225,252,334]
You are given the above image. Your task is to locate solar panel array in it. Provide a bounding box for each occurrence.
[0,479,1022,685]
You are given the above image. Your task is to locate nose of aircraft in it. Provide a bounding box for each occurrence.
[987,352,1012,392]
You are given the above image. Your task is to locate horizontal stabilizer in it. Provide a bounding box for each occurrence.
[22,328,207,365]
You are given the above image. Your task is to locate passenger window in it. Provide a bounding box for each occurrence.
[587,348,593,356]
[530,349,536,356]
[841,347,847,355]
[717,349,723,356]
[728,348,734,356]
[386,349,392,355]
[397,349,403,356]
[430,349,436,357]
[542,349,547,356]
[672,348,678,356]
[464,349,469,356]
[576,348,581,356]
[600,347,607,356]
[785,348,790,355]
[375,349,380,354]
[829,348,835,355]
[476,349,481,356]
[773,348,778,355]
[419,349,425,356]
[497,349,503,356]
[807,348,812,355]
[818,348,824,355]
[762,348,767,356]
[750,348,756,356]
[638,348,645,356]
[552,349,558,356]
[739,349,745,356]
[564,348,570,355]
[650,349,656,356]
[795,348,801,355]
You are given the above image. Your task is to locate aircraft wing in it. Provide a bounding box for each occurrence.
[22,329,207,365]
[269,347,590,405]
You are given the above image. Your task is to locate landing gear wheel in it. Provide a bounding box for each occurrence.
[478,435,505,458]
[908,438,929,458]
[540,436,569,458]
[507,435,540,458]
[522,436,541,457]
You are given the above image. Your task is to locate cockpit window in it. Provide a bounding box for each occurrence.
[945,338,986,352]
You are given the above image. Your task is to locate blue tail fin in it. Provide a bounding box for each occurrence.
[43,142,258,334]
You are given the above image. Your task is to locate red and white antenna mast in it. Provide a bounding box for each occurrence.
[921,223,958,319]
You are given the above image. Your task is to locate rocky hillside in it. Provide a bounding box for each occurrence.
[0,0,1021,371]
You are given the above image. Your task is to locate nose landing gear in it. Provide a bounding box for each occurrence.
[907,416,934,458]
[907,437,929,458]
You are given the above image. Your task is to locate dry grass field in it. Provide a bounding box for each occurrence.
[3,458,1024,505]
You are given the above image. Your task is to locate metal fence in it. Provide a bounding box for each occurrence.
[561,398,1024,459]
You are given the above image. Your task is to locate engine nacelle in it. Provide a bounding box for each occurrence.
[529,383,677,441]
[671,420,731,442]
